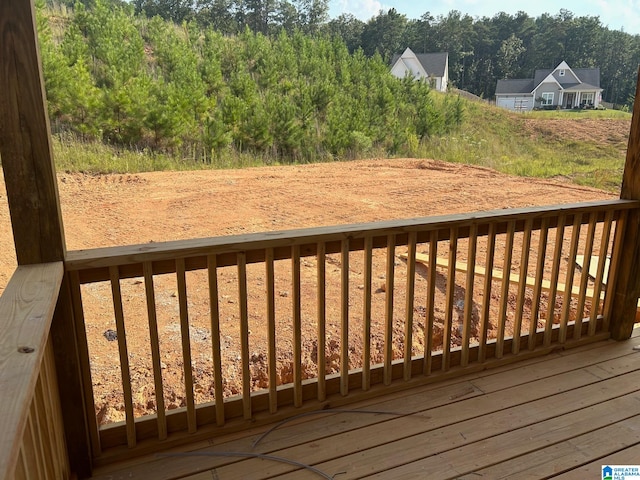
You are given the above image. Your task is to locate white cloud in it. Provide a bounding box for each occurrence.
[330,0,390,21]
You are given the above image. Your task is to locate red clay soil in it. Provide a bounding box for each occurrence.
[0,158,620,423]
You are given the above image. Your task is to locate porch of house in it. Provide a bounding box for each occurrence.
[91,329,640,480]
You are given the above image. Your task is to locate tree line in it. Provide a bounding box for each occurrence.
[51,0,640,106]
[39,0,464,162]
[39,0,640,163]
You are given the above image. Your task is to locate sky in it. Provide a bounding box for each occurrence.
[328,0,640,35]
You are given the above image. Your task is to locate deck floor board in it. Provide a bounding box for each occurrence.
[90,330,640,480]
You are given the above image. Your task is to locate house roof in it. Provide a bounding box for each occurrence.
[563,82,601,91]
[573,68,600,88]
[390,51,448,77]
[533,67,601,89]
[496,62,602,96]
[495,79,535,95]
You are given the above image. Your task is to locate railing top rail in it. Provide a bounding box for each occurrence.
[66,200,638,276]
[0,262,64,479]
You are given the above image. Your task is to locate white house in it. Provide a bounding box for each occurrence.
[495,61,603,112]
[390,48,449,92]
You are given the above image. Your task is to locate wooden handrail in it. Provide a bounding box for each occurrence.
[65,200,640,283]
[0,262,65,479]
[65,199,637,463]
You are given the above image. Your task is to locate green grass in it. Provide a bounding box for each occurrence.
[522,109,631,120]
[418,101,628,191]
[52,97,630,192]
[52,137,277,173]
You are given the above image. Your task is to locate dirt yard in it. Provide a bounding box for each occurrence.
[0,155,622,424]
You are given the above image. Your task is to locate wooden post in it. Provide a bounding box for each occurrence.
[0,0,92,476]
[609,67,640,340]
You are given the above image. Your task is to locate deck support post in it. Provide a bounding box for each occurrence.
[0,0,92,476]
[609,67,640,340]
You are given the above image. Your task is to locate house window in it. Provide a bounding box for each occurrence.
[559,69,565,76]
[541,92,554,106]
[581,92,595,106]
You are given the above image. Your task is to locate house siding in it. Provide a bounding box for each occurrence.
[495,61,602,111]
[534,83,561,107]
[390,48,448,92]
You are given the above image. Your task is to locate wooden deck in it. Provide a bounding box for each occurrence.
[90,328,640,480]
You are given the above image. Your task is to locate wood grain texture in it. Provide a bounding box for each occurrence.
[143,262,167,440]
[0,262,63,479]
[291,245,302,408]
[362,238,372,390]
[461,224,477,366]
[512,219,532,354]
[610,67,640,340]
[574,213,598,340]
[423,231,438,375]
[478,224,496,362]
[340,239,350,396]
[265,249,278,412]
[0,0,66,265]
[403,232,417,380]
[560,215,582,343]
[545,217,566,346]
[103,328,638,480]
[316,243,327,400]
[65,200,638,280]
[109,266,136,448]
[384,235,395,385]
[207,255,225,426]
[528,217,549,350]
[496,221,515,358]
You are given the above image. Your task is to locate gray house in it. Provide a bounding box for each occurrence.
[495,61,603,111]
[390,48,449,92]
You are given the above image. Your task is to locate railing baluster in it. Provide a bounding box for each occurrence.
[443,227,458,371]
[265,249,277,413]
[142,262,166,440]
[545,216,565,347]
[316,243,327,401]
[60,200,640,456]
[26,409,43,479]
[560,214,582,343]
[36,371,54,479]
[30,385,47,478]
[42,341,68,478]
[68,271,101,456]
[589,211,614,336]
[529,218,549,350]
[496,221,515,359]
[109,266,136,447]
[424,231,438,376]
[479,223,496,363]
[461,225,477,367]
[340,239,350,396]
[363,237,373,390]
[603,210,628,330]
[574,213,598,340]
[513,219,533,355]
[176,259,197,433]
[292,245,303,408]
[236,253,251,420]
[384,234,396,384]
[404,232,417,380]
[207,255,225,426]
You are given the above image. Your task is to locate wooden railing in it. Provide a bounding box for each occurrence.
[0,262,70,480]
[64,199,639,464]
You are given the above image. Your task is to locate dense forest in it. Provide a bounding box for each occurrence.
[39,0,640,163]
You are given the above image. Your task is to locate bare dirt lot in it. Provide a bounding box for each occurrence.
[0,156,621,424]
